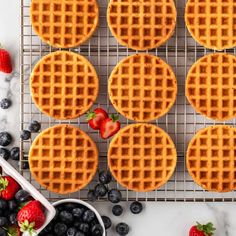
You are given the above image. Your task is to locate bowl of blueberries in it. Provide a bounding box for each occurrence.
[40,199,105,236]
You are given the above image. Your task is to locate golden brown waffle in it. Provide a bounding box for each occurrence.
[108,54,177,122]
[30,0,99,48]
[29,124,98,194]
[108,123,177,192]
[107,0,177,51]
[30,51,99,120]
[185,0,236,50]
[187,125,236,192]
[186,53,236,121]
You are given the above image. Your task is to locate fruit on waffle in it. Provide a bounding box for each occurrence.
[108,123,177,192]
[108,54,177,122]
[30,0,99,48]
[29,124,98,194]
[185,0,236,50]
[187,125,236,192]
[107,0,177,51]
[186,53,236,121]
[30,51,99,120]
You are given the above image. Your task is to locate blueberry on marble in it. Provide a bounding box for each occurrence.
[116,222,129,236]
[0,148,10,160]
[108,189,122,203]
[112,205,123,216]
[10,147,19,160]
[28,120,41,133]
[0,98,11,109]
[0,132,12,147]
[130,201,143,214]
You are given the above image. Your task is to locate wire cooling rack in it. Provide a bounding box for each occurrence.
[20,0,236,202]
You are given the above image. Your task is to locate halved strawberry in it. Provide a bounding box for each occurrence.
[86,108,108,130]
[100,114,120,139]
[189,222,216,236]
[0,176,20,200]
[0,45,12,74]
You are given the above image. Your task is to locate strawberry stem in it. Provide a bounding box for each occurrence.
[86,111,96,121]
[0,176,8,191]
[110,114,119,122]
[196,222,216,235]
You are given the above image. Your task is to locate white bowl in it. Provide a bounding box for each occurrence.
[0,158,56,234]
[53,199,106,236]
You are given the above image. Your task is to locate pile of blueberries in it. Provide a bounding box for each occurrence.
[87,171,143,236]
[0,119,41,169]
[40,202,104,236]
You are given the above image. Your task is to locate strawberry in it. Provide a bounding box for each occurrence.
[189,222,216,236]
[0,45,12,74]
[17,200,46,232]
[86,108,108,130]
[100,114,120,139]
[7,225,21,236]
[0,176,20,200]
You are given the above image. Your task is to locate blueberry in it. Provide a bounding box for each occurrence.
[99,170,112,184]
[82,210,95,223]
[72,208,84,219]
[20,161,29,170]
[108,189,122,203]
[20,130,31,140]
[0,200,7,210]
[9,212,17,224]
[87,190,97,202]
[10,147,20,160]
[54,222,67,236]
[112,205,123,216]
[78,222,89,233]
[91,224,103,236]
[130,201,143,214]
[116,223,129,236]
[64,203,77,211]
[43,222,53,233]
[8,200,17,211]
[0,148,10,160]
[67,227,77,236]
[0,98,11,109]
[59,211,74,224]
[28,120,41,133]
[15,189,30,202]
[0,210,3,216]
[0,217,8,227]
[0,132,12,147]
[101,216,111,229]
[94,184,108,197]
[75,232,85,236]
[0,228,7,236]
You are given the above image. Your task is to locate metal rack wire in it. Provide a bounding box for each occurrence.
[20,0,236,202]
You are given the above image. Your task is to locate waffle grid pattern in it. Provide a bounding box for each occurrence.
[30,0,99,48]
[107,0,177,50]
[108,124,177,192]
[30,51,99,120]
[185,0,236,50]
[186,53,236,121]
[29,125,98,194]
[108,54,177,122]
[187,125,236,192]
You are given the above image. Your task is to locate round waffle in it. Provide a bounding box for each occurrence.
[185,0,236,50]
[29,124,98,194]
[30,0,99,48]
[108,123,177,192]
[107,0,177,51]
[187,125,236,192]
[186,53,236,121]
[108,54,177,122]
[30,51,99,120]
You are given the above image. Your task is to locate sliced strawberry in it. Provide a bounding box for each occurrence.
[189,222,216,236]
[100,114,120,139]
[0,176,20,200]
[0,45,12,74]
[86,108,108,130]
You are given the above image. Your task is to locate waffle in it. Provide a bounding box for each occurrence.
[30,0,99,48]
[187,125,236,192]
[108,54,177,122]
[29,124,98,194]
[107,0,177,51]
[108,123,177,192]
[30,51,99,120]
[186,53,236,121]
[185,0,236,50]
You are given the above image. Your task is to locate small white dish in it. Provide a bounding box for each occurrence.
[0,158,56,234]
[53,199,106,236]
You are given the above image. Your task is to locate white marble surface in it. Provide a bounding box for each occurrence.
[1,1,236,236]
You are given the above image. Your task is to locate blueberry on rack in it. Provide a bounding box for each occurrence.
[94,184,108,197]
[10,147,19,160]
[28,120,41,133]
[87,190,97,202]
[20,130,31,140]
[108,189,122,203]
[99,170,112,184]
